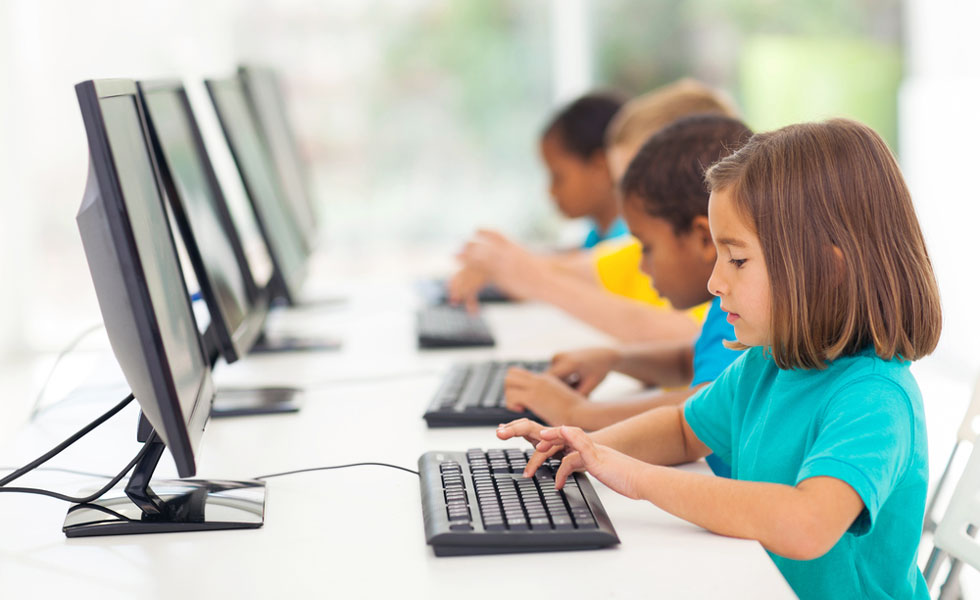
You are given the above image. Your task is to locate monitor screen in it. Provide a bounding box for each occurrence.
[142,85,261,360]
[206,77,308,303]
[239,66,318,246]
[76,80,212,476]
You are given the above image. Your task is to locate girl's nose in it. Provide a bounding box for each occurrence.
[707,260,725,297]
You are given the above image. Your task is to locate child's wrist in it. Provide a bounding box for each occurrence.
[607,347,626,371]
[628,461,663,502]
[566,396,592,428]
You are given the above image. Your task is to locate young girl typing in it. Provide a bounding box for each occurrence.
[497,119,941,599]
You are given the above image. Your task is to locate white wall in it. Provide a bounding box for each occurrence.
[900,0,980,380]
[0,1,247,358]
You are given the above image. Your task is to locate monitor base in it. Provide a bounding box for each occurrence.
[251,333,341,353]
[63,479,265,537]
[211,386,301,418]
[298,294,347,308]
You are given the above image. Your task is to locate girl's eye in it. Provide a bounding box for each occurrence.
[729,258,746,269]
[641,245,651,255]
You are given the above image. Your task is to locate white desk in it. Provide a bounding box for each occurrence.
[0,270,795,599]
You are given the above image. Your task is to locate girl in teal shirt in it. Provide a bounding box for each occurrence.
[498,119,942,599]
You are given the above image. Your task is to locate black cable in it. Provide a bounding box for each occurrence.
[0,393,134,487]
[0,443,150,504]
[0,461,423,482]
[0,466,112,479]
[29,322,105,421]
[255,462,419,480]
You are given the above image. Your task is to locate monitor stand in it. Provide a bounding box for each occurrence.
[296,294,347,309]
[250,331,341,353]
[210,386,301,418]
[63,436,265,537]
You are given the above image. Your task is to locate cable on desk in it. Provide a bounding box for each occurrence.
[29,322,106,421]
[0,393,134,487]
[0,443,149,503]
[255,462,419,480]
[0,466,113,479]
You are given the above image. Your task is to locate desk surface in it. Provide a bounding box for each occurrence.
[0,262,795,599]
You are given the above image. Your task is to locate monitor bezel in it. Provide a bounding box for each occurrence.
[75,78,213,477]
[137,79,269,364]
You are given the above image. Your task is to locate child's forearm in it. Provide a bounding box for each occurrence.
[543,251,598,285]
[527,269,699,344]
[611,341,695,387]
[631,465,859,560]
[573,388,697,431]
[591,405,706,465]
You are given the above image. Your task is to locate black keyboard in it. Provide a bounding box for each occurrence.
[418,279,514,305]
[416,305,495,349]
[419,448,619,556]
[423,360,548,427]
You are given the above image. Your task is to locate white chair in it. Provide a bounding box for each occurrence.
[924,373,980,599]
[933,433,980,598]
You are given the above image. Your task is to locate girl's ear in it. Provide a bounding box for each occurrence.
[690,215,715,260]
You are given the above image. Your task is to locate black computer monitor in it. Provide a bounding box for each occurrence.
[205,76,309,306]
[68,79,264,536]
[138,80,268,364]
[238,65,319,249]
[138,80,314,416]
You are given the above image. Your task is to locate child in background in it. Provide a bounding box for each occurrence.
[450,81,735,343]
[596,79,737,307]
[504,116,750,466]
[450,92,628,301]
[498,119,940,599]
[537,93,630,249]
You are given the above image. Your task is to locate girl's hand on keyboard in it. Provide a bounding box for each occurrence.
[503,368,586,425]
[540,426,645,500]
[496,418,562,451]
[548,347,619,395]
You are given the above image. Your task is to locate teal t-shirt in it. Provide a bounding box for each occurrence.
[582,217,629,249]
[684,346,929,599]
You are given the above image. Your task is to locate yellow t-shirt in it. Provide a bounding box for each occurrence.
[594,237,709,323]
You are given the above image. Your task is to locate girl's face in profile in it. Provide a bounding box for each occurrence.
[707,187,771,347]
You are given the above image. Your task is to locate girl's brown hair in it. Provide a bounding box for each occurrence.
[705,119,942,369]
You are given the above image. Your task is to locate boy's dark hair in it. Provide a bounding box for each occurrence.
[621,114,752,233]
[542,92,626,160]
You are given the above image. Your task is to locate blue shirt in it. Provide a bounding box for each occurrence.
[684,346,929,599]
[582,217,629,249]
[690,297,742,477]
[691,297,743,386]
